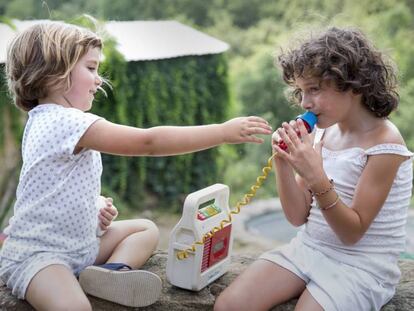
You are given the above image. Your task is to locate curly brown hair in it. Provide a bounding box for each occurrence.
[278,27,399,118]
[6,21,102,111]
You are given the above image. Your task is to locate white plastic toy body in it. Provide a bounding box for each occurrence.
[166,183,233,291]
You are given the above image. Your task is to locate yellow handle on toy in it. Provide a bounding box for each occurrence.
[176,153,277,260]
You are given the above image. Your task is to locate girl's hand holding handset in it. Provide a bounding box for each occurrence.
[272,118,325,184]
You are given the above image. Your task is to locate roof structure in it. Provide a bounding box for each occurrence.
[0,20,229,63]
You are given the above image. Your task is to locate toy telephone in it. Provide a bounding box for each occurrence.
[166,184,233,291]
[166,111,317,291]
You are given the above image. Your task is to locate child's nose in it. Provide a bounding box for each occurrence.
[300,94,313,110]
[95,75,102,86]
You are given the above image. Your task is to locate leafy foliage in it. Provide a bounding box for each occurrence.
[2,0,414,205]
[92,51,230,209]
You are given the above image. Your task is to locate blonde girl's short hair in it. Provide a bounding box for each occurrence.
[6,21,103,111]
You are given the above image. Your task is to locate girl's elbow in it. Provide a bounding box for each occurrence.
[339,233,363,246]
[287,216,306,227]
[132,135,155,156]
[130,128,159,156]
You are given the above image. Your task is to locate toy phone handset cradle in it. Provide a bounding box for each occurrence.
[166,111,317,291]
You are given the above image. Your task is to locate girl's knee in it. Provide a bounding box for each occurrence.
[148,220,160,248]
[134,219,159,249]
[140,219,160,238]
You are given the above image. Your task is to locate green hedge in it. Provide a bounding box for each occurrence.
[92,45,230,210]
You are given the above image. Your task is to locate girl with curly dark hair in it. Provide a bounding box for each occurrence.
[215,27,412,311]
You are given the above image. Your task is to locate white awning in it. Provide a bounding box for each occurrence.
[0,20,229,63]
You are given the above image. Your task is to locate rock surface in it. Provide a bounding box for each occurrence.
[0,251,413,310]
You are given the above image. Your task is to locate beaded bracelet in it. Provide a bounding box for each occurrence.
[318,193,340,210]
[309,179,334,197]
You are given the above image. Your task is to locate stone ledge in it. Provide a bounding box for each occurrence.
[1,251,413,310]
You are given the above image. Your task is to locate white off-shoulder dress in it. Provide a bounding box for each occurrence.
[261,129,413,311]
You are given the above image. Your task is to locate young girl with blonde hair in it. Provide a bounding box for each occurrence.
[0,21,272,310]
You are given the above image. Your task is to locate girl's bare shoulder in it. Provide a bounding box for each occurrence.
[370,120,405,146]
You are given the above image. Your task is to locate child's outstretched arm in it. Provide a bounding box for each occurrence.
[76,116,272,156]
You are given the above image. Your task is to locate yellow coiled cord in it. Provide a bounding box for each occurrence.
[176,153,277,260]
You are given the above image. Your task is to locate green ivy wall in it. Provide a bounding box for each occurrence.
[94,51,230,209]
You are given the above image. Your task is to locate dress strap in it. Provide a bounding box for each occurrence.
[313,128,325,147]
[364,144,413,157]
